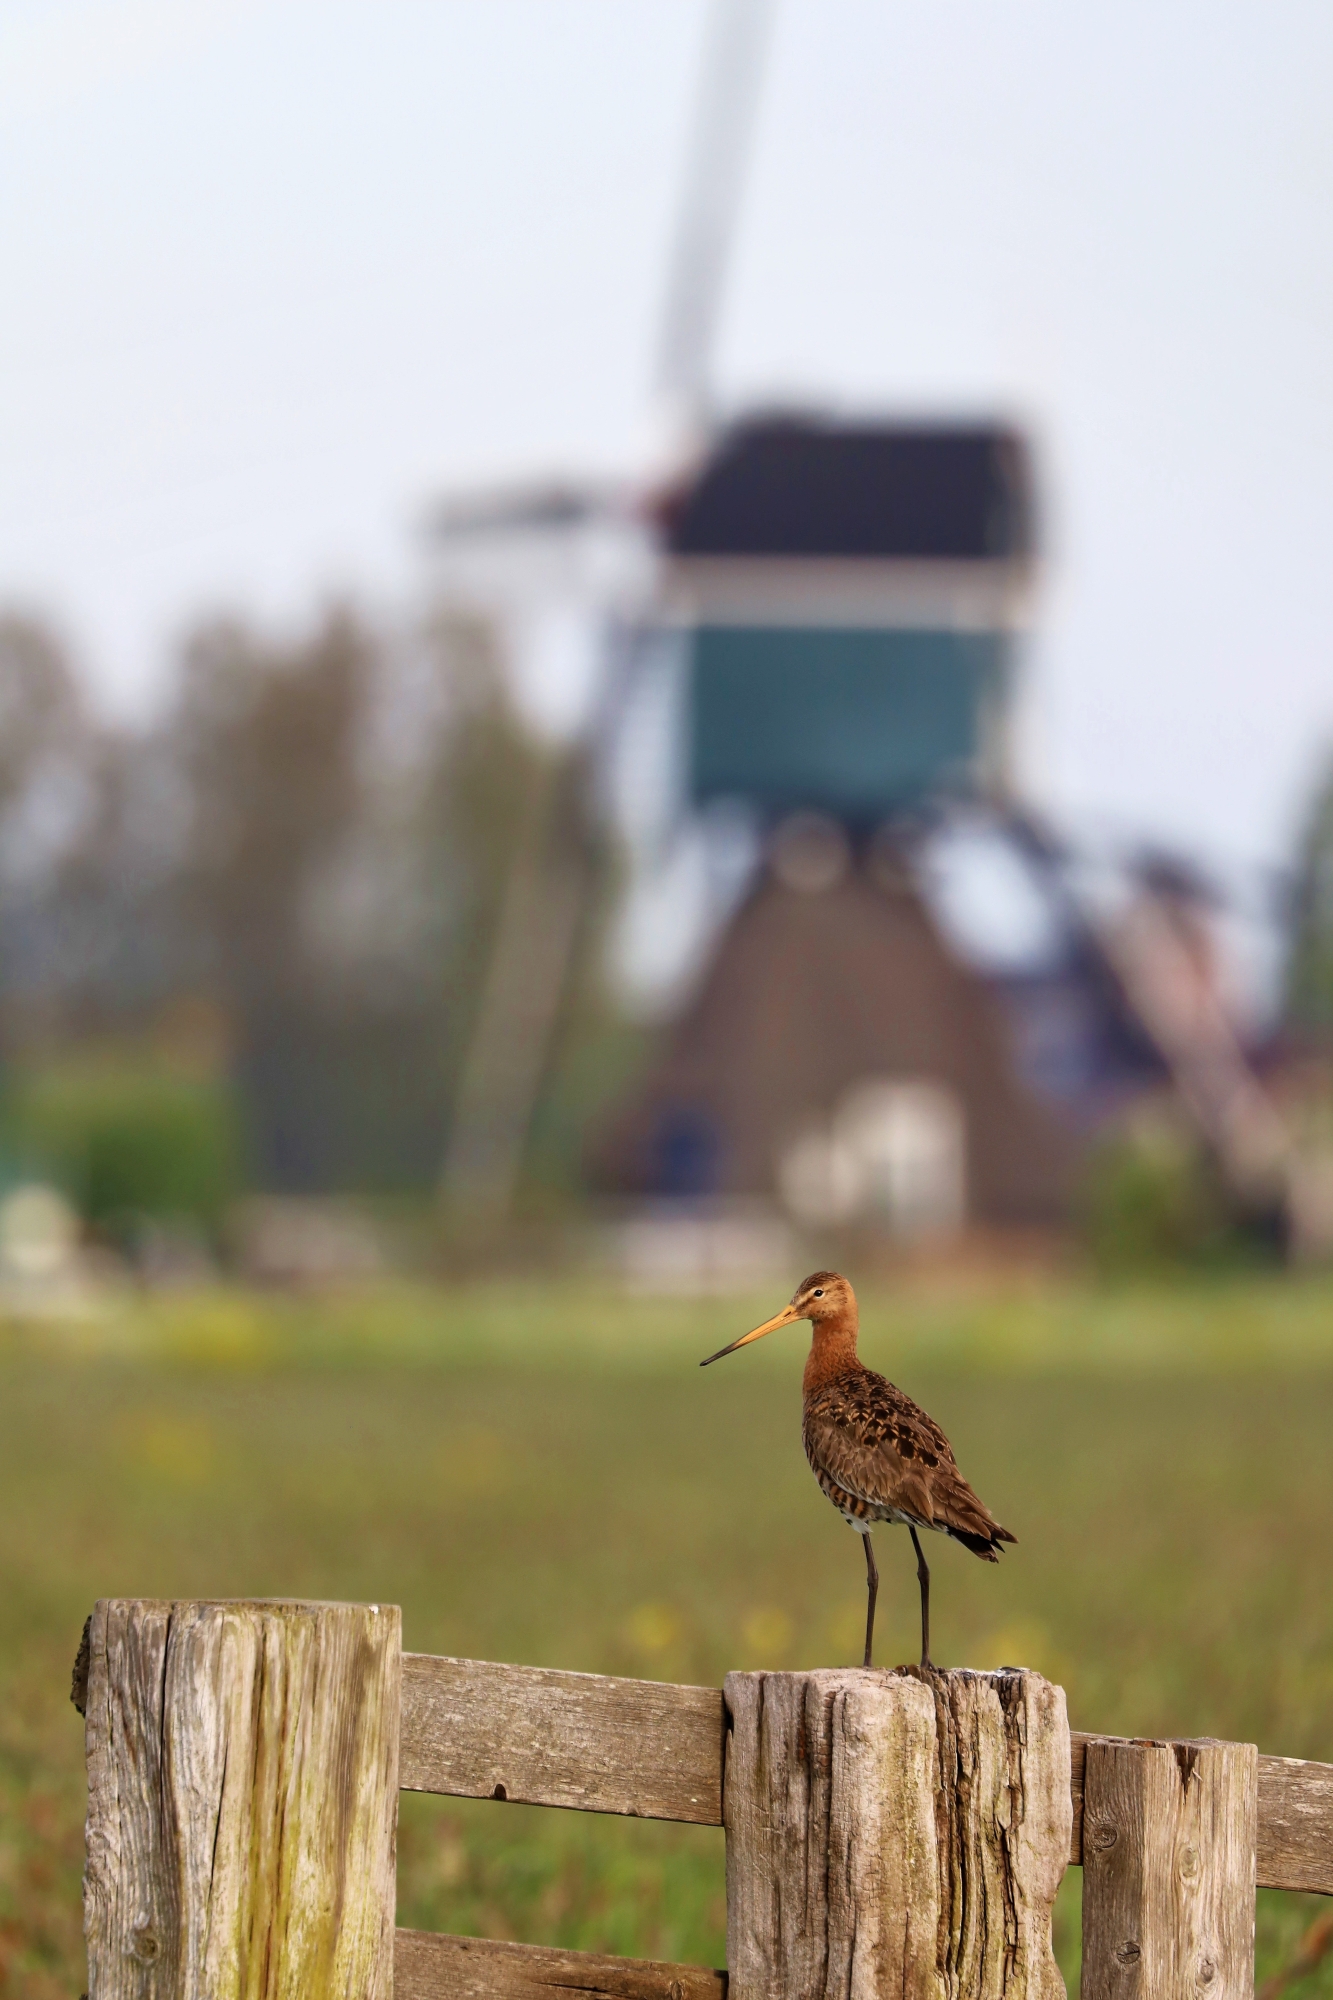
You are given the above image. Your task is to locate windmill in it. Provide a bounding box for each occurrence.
[597,407,1326,1251]
[433,0,1321,1256]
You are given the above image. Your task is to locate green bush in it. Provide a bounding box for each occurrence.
[1078,1113,1235,1273]
[0,1054,244,1234]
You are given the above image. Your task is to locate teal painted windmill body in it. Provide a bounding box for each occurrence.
[659,416,1035,829]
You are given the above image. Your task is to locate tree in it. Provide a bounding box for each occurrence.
[0,597,628,1210]
[157,603,558,1193]
[0,615,99,1031]
[1287,754,1333,1032]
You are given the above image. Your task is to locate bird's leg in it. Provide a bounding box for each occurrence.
[908,1525,931,1670]
[861,1530,878,1668]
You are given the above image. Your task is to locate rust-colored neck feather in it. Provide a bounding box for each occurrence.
[802,1302,861,1395]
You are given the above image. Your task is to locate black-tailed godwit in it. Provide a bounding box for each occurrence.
[701,1269,1015,1668]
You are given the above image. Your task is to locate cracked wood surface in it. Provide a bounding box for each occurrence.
[400,1654,726,1825]
[1080,1737,1257,2000]
[83,1598,400,1999]
[394,1929,726,2000]
[723,1667,1070,2000]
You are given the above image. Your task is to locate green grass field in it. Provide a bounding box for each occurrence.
[2,1270,1332,1996]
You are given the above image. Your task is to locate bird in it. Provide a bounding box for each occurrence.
[700,1269,1014,1670]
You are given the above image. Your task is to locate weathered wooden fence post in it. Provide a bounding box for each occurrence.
[82,1597,401,2000]
[1081,1737,1258,2000]
[724,1666,1071,2000]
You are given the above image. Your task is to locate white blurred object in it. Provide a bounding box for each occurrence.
[778,1077,966,1240]
[838,1079,966,1238]
[231,1198,385,1288]
[776,1126,862,1228]
[0,1183,80,1281]
[616,1200,793,1295]
[920,819,1063,973]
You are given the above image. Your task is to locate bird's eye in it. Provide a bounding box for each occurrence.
[814,1287,824,1297]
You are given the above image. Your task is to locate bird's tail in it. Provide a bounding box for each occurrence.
[937,1474,1017,1562]
[946,1522,1017,1562]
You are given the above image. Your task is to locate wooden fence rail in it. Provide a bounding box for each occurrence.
[79,1601,1333,2000]
[401,1653,1333,1895]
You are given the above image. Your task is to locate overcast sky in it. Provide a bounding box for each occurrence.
[2,0,1331,876]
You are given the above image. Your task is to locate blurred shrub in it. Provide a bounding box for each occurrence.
[0,1053,243,1235]
[1078,1114,1233,1273]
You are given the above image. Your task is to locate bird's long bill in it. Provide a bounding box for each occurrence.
[699,1302,802,1367]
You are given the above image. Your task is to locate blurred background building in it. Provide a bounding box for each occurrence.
[2,0,1332,1286]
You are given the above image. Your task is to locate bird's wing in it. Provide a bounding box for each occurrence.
[813,1369,956,1470]
[803,1393,941,1524]
[804,1371,1015,1550]
[857,1371,959,1467]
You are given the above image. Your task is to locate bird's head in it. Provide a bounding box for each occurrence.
[700,1270,856,1366]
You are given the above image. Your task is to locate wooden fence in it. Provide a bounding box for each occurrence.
[77,1599,1333,1999]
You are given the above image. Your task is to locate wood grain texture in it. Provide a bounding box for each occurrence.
[723,1667,1070,2000]
[400,1654,725,1825]
[1070,1732,1090,1863]
[724,1668,940,2000]
[1070,1734,1331,1894]
[922,1668,1071,2000]
[1256,1755,1333,1896]
[394,1929,726,2000]
[1081,1737,1257,2000]
[83,1598,400,2000]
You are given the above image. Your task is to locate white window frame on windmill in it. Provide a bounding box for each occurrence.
[777,1077,967,1241]
[661,553,1033,635]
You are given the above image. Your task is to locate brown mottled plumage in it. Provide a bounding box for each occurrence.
[701,1269,1014,1668]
